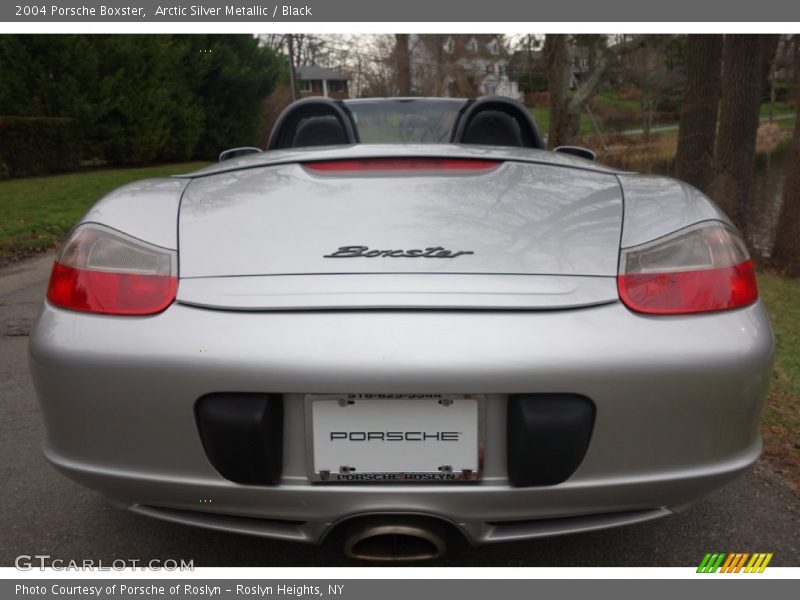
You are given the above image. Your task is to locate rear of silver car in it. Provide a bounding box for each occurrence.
[29,147,774,558]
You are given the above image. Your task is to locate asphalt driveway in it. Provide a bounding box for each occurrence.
[1,254,799,567]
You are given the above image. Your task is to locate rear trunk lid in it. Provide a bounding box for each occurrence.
[177,152,623,310]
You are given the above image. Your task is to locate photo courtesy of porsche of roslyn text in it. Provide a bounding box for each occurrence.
[1,32,799,567]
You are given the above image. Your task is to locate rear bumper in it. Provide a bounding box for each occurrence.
[30,299,773,544]
[45,440,759,544]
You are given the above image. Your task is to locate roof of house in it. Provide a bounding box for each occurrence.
[296,65,348,81]
[412,34,509,59]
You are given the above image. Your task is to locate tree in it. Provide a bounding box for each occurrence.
[188,35,285,158]
[92,35,201,163]
[620,35,685,142]
[544,35,645,148]
[0,35,96,119]
[674,35,723,193]
[404,34,449,97]
[771,35,800,275]
[545,35,604,147]
[509,35,547,94]
[260,34,334,68]
[0,35,286,164]
[358,36,399,97]
[395,34,412,95]
[0,35,200,163]
[708,35,779,237]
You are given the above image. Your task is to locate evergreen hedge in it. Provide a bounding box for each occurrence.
[0,116,81,179]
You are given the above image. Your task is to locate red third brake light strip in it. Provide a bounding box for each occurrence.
[303,158,500,172]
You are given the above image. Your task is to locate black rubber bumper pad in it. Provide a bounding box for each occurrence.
[195,393,284,486]
[506,394,596,487]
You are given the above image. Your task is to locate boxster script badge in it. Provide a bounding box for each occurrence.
[324,246,475,258]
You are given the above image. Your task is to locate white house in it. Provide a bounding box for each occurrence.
[405,34,522,100]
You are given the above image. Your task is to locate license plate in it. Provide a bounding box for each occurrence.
[305,394,483,482]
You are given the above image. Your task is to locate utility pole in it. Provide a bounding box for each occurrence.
[287,34,297,102]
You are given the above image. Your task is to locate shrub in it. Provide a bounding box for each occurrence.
[0,35,286,167]
[0,116,81,179]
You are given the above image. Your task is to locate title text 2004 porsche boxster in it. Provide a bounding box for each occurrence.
[30,97,773,560]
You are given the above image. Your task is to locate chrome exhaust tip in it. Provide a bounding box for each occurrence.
[342,517,448,561]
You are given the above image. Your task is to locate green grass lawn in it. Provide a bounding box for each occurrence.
[595,89,641,112]
[0,162,207,259]
[760,101,796,118]
[772,115,798,130]
[757,273,800,493]
[529,107,597,136]
[531,91,796,138]
[529,107,550,132]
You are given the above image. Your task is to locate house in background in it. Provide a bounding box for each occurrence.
[296,66,350,99]
[509,42,593,103]
[404,34,522,100]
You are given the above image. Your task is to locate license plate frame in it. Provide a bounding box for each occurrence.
[304,393,485,483]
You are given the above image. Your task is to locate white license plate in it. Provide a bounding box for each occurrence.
[305,394,483,482]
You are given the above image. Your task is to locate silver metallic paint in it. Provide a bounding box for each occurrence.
[78,178,187,250]
[176,274,618,310]
[30,297,773,541]
[617,174,732,248]
[178,161,623,280]
[29,143,774,544]
[177,144,624,180]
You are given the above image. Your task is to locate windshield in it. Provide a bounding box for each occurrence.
[344,99,465,144]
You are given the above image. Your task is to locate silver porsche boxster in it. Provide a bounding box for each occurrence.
[29,97,774,560]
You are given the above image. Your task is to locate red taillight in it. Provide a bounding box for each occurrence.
[303,158,500,173]
[617,222,758,315]
[46,224,177,316]
[619,260,757,315]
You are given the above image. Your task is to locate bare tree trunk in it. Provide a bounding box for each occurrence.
[395,34,411,96]
[772,115,800,274]
[641,96,656,143]
[545,34,578,148]
[287,34,297,102]
[674,35,723,193]
[545,34,609,148]
[760,36,780,99]
[708,35,777,237]
[434,35,444,97]
[771,36,800,275]
[544,33,569,148]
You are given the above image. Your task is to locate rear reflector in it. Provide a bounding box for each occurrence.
[47,224,177,315]
[303,158,500,173]
[618,222,758,314]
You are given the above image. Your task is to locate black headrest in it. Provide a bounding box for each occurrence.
[461,110,524,147]
[450,96,545,148]
[292,117,348,148]
[268,97,359,150]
